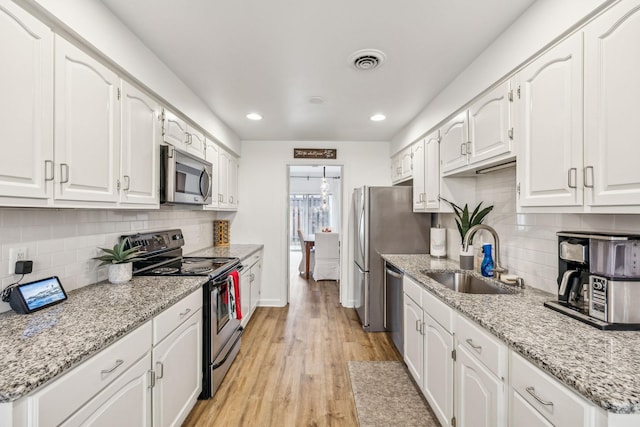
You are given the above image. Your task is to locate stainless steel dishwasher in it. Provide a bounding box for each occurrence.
[384,262,404,356]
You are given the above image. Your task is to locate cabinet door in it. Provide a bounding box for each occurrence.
[0,0,53,201]
[152,309,202,427]
[425,131,441,210]
[440,112,469,174]
[228,155,239,208]
[162,110,188,151]
[218,150,230,208]
[400,147,413,180]
[403,294,423,385]
[240,267,251,328]
[412,139,426,212]
[423,314,454,427]
[61,354,152,427]
[455,345,505,427]
[250,259,262,314]
[584,0,640,206]
[186,125,206,160]
[204,141,219,209]
[468,79,513,165]
[390,153,401,183]
[120,81,160,207]
[54,36,120,203]
[516,33,583,208]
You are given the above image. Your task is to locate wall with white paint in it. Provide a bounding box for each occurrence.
[230,140,390,307]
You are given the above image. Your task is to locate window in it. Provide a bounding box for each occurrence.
[290,194,332,250]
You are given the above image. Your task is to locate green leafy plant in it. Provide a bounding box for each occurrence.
[92,238,143,266]
[441,197,494,243]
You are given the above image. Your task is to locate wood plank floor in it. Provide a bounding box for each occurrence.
[183,256,402,426]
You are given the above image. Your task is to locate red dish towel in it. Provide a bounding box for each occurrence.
[230,270,242,320]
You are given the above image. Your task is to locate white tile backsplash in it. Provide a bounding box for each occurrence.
[440,168,640,295]
[0,208,218,313]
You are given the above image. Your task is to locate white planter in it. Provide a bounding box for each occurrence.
[108,262,133,284]
[459,244,474,270]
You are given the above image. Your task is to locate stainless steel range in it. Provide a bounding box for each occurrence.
[123,229,243,399]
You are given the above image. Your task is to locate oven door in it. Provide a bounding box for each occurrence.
[210,277,237,357]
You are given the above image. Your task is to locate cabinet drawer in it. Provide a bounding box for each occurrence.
[511,351,591,427]
[153,288,202,346]
[244,252,261,269]
[31,321,151,427]
[403,275,422,306]
[456,314,507,379]
[422,288,454,333]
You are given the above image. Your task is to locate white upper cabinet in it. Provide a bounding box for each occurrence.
[120,81,160,207]
[412,139,426,211]
[468,79,514,166]
[228,155,239,208]
[162,109,188,151]
[391,145,413,184]
[584,0,640,207]
[516,32,584,208]
[0,0,53,202]
[54,35,120,204]
[440,111,469,175]
[185,125,206,160]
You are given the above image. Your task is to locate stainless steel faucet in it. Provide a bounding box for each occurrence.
[462,224,507,278]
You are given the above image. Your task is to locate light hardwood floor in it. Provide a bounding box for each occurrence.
[183,254,402,426]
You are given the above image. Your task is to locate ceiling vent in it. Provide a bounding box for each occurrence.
[349,49,386,71]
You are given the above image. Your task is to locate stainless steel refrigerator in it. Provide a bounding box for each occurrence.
[353,186,431,332]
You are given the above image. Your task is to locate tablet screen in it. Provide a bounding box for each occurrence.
[18,277,67,311]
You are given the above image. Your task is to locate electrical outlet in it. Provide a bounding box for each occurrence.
[8,247,28,274]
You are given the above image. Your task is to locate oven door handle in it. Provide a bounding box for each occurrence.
[211,326,244,369]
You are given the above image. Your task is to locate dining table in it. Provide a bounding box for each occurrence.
[303,234,315,279]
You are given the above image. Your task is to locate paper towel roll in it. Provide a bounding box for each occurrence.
[430,227,447,258]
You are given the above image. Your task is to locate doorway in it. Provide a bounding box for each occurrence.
[287,165,342,303]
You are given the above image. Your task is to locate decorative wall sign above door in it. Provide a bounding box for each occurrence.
[293,148,337,159]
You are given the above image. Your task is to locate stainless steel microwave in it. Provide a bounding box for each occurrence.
[160,145,212,205]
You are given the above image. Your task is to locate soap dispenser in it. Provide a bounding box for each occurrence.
[481,243,494,277]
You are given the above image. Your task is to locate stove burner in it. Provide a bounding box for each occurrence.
[151,267,180,274]
[183,266,214,274]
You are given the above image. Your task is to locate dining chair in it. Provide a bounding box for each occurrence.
[297,229,314,276]
[312,232,340,281]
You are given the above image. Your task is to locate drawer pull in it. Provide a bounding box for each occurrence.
[101,359,124,375]
[465,338,482,352]
[156,361,164,379]
[526,386,554,407]
[179,308,192,317]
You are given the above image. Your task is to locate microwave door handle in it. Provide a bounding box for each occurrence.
[199,168,212,201]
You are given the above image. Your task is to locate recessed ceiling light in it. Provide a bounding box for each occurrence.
[246,113,262,121]
[370,114,386,122]
[309,96,326,105]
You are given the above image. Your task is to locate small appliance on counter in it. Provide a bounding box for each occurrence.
[545,231,640,330]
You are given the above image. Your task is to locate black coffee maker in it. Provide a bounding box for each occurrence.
[557,233,590,311]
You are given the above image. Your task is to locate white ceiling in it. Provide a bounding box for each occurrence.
[100,0,536,142]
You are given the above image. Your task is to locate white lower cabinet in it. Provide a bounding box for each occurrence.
[403,293,423,385]
[455,344,505,427]
[422,312,453,427]
[240,250,263,327]
[17,289,202,427]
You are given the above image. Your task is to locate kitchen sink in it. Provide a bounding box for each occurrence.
[422,271,515,295]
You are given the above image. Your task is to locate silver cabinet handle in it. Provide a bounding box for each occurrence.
[230,196,234,204]
[421,321,426,336]
[416,319,421,332]
[526,386,554,407]
[185,132,192,145]
[466,141,472,154]
[101,359,124,374]
[584,166,595,188]
[44,160,54,181]
[156,361,164,379]
[60,163,70,184]
[465,338,482,352]
[179,308,191,317]
[123,175,130,191]
[460,143,466,155]
[568,168,577,189]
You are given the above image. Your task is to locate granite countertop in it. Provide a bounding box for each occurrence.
[382,254,640,414]
[187,244,263,260]
[0,244,263,403]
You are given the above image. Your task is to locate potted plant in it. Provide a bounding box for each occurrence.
[92,238,143,284]
[440,197,494,267]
